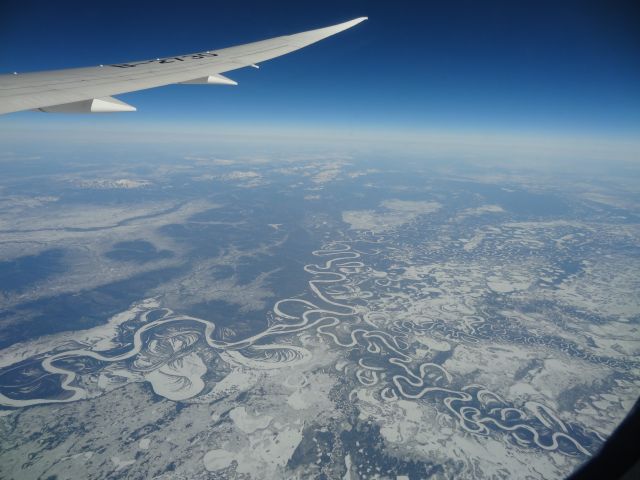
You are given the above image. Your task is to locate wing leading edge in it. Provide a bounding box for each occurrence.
[0,17,367,115]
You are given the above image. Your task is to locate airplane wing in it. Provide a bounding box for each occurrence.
[0,17,367,115]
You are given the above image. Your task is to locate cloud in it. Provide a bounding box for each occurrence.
[73,179,151,189]
[343,199,441,232]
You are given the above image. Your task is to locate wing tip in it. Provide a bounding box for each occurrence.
[345,17,368,27]
[317,16,367,37]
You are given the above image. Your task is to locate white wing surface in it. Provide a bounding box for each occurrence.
[0,17,367,115]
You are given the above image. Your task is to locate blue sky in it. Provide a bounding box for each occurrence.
[1,0,639,144]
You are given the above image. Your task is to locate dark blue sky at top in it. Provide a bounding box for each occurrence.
[1,0,639,138]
